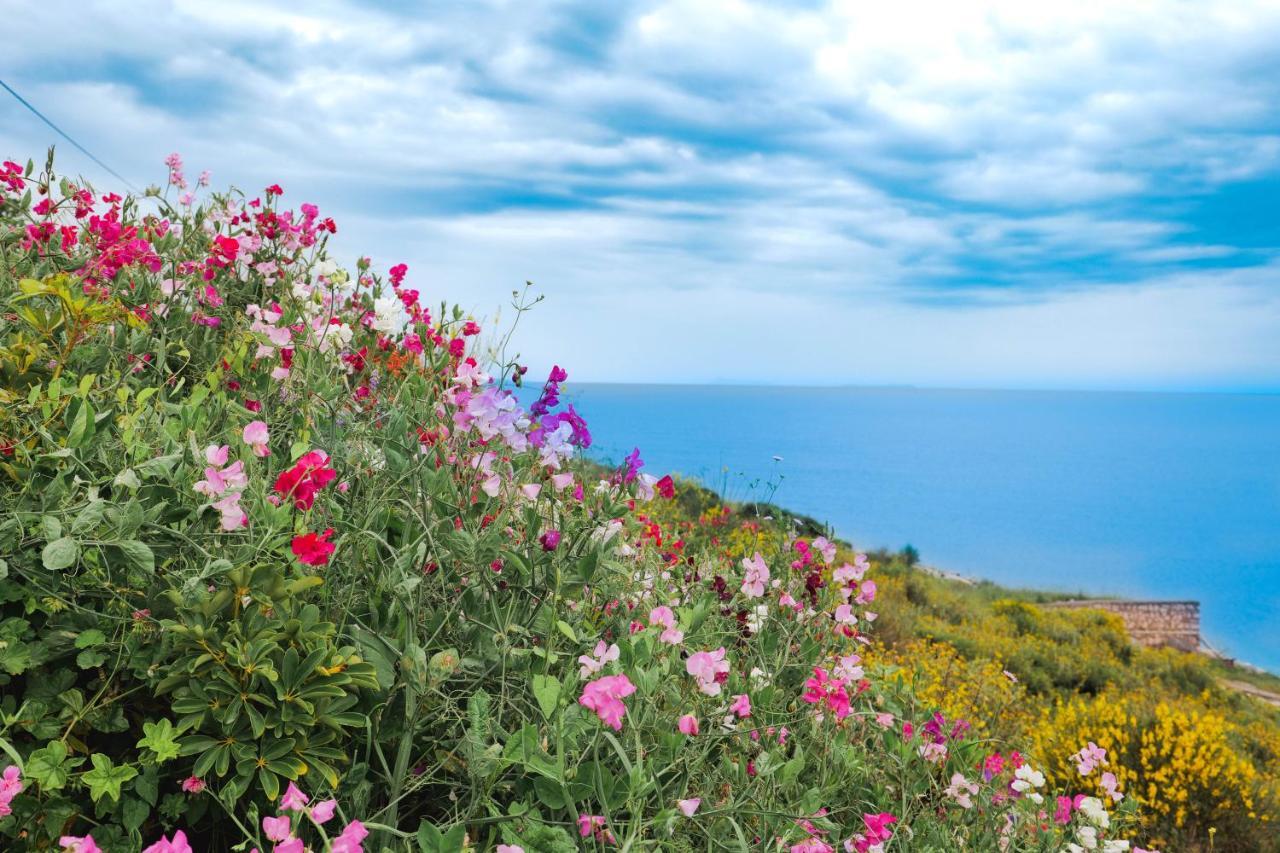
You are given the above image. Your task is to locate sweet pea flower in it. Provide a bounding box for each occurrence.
[812,536,837,564]
[280,781,310,810]
[577,815,615,844]
[0,765,23,817]
[520,483,541,500]
[741,552,770,598]
[212,492,248,530]
[274,839,305,853]
[311,798,338,823]
[331,820,369,853]
[678,713,700,735]
[273,450,337,510]
[678,797,701,817]
[181,775,205,793]
[550,471,575,490]
[945,772,979,809]
[291,528,336,566]
[59,837,101,853]
[648,605,684,644]
[1071,741,1109,776]
[142,831,193,853]
[686,647,730,696]
[729,693,752,718]
[205,443,230,465]
[539,529,561,551]
[263,815,291,842]
[578,640,620,678]
[496,847,525,853]
[1100,770,1123,803]
[579,673,637,731]
[243,420,271,457]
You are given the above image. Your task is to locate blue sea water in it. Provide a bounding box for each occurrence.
[552,383,1280,672]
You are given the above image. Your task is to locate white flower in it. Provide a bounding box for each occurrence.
[1076,796,1110,828]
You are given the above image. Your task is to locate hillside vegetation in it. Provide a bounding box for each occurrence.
[0,152,1276,852]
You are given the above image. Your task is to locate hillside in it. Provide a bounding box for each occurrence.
[0,152,1275,852]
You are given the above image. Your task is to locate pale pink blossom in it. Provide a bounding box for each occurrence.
[686,647,730,696]
[741,552,770,598]
[678,714,700,735]
[243,420,271,457]
[678,797,701,817]
[579,673,637,731]
[280,781,310,811]
[729,693,752,718]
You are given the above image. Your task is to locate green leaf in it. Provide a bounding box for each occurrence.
[76,649,107,669]
[41,515,62,541]
[121,795,149,832]
[74,629,107,649]
[114,468,142,490]
[531,674,561,720]
[555,620,577,642]
[113,540,155,573]
[137,719,181,763]
[26,741,83,791]
[83,753,138,803]
[41,537,79,571]
[71,500,106,534]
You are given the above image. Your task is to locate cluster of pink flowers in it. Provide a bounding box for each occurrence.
[686,647,730,696]
[0,765,21,817]
[847,812,897,853]
[193,444,249,530]
[579,674,638,731]
[648,605,684,644]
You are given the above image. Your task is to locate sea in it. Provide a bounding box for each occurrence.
[549,383,1280,672]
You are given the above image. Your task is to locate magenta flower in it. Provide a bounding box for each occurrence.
[280,781,309,811]
[729,693,752,718]
[579,673,637,731]
[180,775,205,794]
[59,836,101,853]
[274,839,305,853]
[0,765,23,817]
[678,713,700,736]
[539,529,561,551]
[141,831,193,853]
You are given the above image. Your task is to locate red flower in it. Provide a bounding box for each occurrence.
[656,475,676,499]
[273,450,337,510]
[292,528,336,566]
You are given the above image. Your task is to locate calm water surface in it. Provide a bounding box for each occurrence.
[554,384,1280,671]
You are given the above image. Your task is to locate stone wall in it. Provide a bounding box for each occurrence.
[1044,600,1200,652]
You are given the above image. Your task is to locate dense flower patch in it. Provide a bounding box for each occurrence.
[0,151,1231,851]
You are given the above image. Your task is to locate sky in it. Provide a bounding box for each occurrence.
[2,0,1280,391]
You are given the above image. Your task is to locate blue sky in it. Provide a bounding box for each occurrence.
[3,0,1280,390]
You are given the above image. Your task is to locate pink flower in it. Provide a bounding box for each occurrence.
[649,605,685,644]
[539,529,561,551]
[686,647,729,696]
[205,443,230,466]
[142,831,193,853]
[0,765,23,817]
[812,536,837,564]
[678,797,701,817]
[180,775,205,794]
[741,552,770,598]
[579,673,637,731]
[729,693,752,718]
[263,815,291,842]
[243,420,271,457]
[311,798,338,823]
[577,815,614,843]
[331,820,369,853]
[678,714,700,736]
[291,528,336,566]
[1071,741,1108,776]
[212,492,248,530]
[1054,795,1073,824]
[945,772,979,809]
[1100,770,1123,803]
[280,781,310,811]
[194,459,248,497]
[520,483,541,500]
[550,471,574,490]
[59,837,102,853]
[497,847,525,853]
[854,580,877,604]
[578,640,620,678]
[274,839,305,853]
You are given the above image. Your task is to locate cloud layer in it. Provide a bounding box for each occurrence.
[2,0,1279,389]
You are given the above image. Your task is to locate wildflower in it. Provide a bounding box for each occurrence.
[180,775,205,794]
[211,492,248,530]
[579,673,637,731]
[741,552,770,598]
[263,815,292,842]
[729,693,752,718]
[275,839,305,853]
[578,640,620,678]
[945,772,979,808]
[686,647,730,696]
[577,814,615,843]
[59,837,101,853]
[0,765,23,817]
[1055,795,1073,824]
[649,605,685,644]
[141,831,193,853]
[678,714,700,735]
[1011,763,1046,804]
[274,450,337,509]
[812,536,837,564]
[497,847,525,853]
[243,420,271,457]
[847,812,897,853]
[678,797,701,817]
[919,741,947,763]
[194,458,248,497]
[291,528,336,566]
[1100,770,1123,803]
[539,529,561,551]
[1076,795,1110,828]
[312,798,338,824]
[656,474,675,498]
[331,820,369,853]
[280,781,310,810]
[1071,741,1108,776]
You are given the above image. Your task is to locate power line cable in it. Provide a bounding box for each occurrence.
[0,76,143,194]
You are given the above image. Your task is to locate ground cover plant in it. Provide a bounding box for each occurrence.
[0,151,1271,851]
